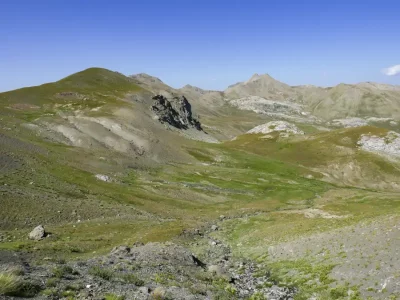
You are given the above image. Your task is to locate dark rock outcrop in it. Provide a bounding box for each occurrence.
[151,95,202,130]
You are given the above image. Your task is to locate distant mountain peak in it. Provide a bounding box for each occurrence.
[182,84,196,89]
[246,73,274,84]
[179,84,218,97]
[130,73,164,84]
[181,84,205,92]
[248,73,261,82]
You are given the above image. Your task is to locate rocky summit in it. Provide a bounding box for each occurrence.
[1,67,400,299]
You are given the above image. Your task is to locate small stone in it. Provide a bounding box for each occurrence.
[110,245,130,256]
[138,286,149,294]
[219,215,225,220]
[211,225,219,231]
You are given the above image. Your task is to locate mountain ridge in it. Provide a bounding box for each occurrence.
[2,67,399,95]
[3,67,400,127]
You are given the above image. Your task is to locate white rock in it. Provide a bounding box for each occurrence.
[247,121,304,135]
[367,117,395,123]
[95,174,112,182]
[358,131,400,157]
[229,96,303,115]
[331,118,368,128]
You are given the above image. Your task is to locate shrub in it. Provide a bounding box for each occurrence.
[151,287,165,300]
[105,293,125,300]
[51,266,74,278]
[329,286,348,298]
[189,283,207,296]
[89,266,114,281]
[120,273,144,286]
[46,278,59,287]
[153,273,175,284]
[65,283,84,291]
[61,290,76,297]
[0,273,20,295]
[5,265,25,276]
[249,292,266,300]
[0,273,41,297]
[41,288,58,296]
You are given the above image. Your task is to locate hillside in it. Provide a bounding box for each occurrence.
[1,68,400,299]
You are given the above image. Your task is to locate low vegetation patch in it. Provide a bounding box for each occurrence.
[51,265,75,278]
[0,272,41,297]
[120,273,144,286]
[105,293,125,300]
[89,266,114,281]
[0,272,20,295]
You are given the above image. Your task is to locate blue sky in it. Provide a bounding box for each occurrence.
[1,0,399,92]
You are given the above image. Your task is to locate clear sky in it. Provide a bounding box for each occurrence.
[1,0,399,92]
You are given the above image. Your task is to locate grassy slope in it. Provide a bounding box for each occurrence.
[0,68,143,126]
[209,128,400,299]
[226,126,400,188]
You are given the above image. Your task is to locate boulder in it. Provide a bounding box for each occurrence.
[28,225,46,240]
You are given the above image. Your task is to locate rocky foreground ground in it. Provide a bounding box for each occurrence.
[0,224,295,300]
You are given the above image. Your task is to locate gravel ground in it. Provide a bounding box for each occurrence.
[268,215,400,298]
